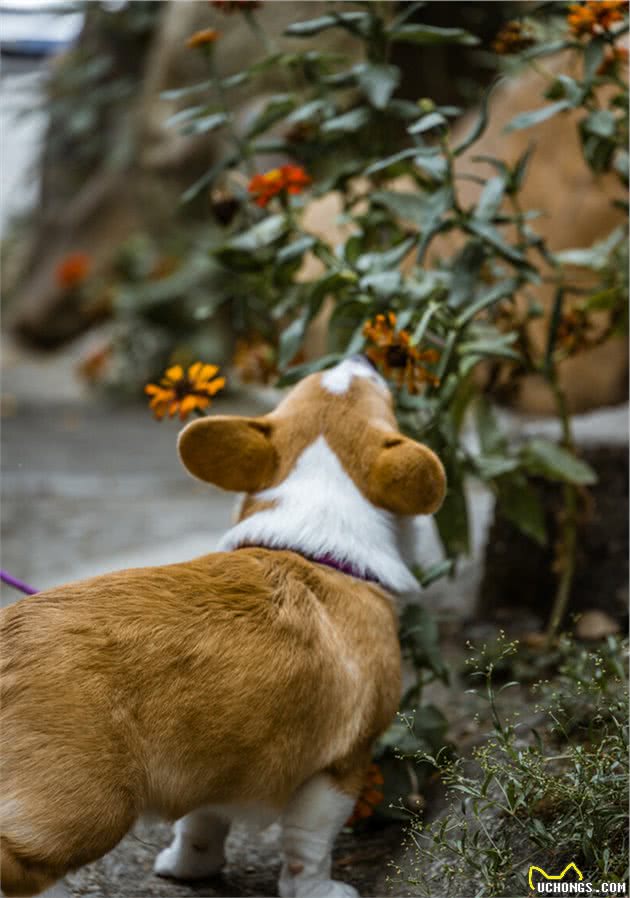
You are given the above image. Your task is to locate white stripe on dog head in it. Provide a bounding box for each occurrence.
[321,357,387,395]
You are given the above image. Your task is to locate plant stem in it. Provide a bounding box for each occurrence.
[546,379,579,645]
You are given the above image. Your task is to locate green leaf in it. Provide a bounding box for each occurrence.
[453,81,498,156]
[400,605,449,681]
[223,215,288,252]
[413,152,448,181]
[456,278,519,326]
[582,109,616,139]
[165,104,208,128]
[458,331,521,362]
[276,235,316,264]
[435,465,470,556]
[357,62,401,110]
[320,106,370,134]
[464,220,529,266]
[356,236,416,274]
[245,94,296,138]
[505,100,571,133]
[364,147,420,176]
[389,23,479,46]
[408,111,447,134]
[584,36,607,82]
[181,153,237,203]
[181,112,228,135]
[497,477,547,545]
[475,396,506,455]
[278,311,309,368]
[474,455,520,479]
[474,176,505,222]
[286,98,332,124]
[417,559,454,588]
[359,271,402,298]
[521,439,597,485]
[285,11,368,37]
[373,187,452,231]
[554,226,626,270]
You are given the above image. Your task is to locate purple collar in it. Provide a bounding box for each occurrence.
[235,545,383,587]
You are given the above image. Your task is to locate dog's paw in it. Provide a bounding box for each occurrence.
[282,879,359,898]
[154,841,224,881]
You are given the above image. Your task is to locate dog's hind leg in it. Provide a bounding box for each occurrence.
[278,772,360,898]
[154,807,229,881]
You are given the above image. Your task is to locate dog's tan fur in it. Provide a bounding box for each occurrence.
[0,367,444,897]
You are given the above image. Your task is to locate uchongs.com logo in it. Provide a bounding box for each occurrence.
[528,862,628,895]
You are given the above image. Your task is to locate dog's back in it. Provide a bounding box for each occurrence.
[1,548,399,895]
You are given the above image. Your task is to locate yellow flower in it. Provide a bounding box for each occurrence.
[145,362,225,421]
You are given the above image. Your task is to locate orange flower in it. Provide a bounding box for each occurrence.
[346,764,385,827]
[567,1,627,37]
[492,21,536,55]
[56,252,90,289]
[363,312,440,394]
[211,0,262,11]
[186,28,220,49]
[145,362,225,421]
[248,164,311,208]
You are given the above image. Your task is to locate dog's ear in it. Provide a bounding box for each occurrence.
[178,416,277,492]
[365,431,446,515]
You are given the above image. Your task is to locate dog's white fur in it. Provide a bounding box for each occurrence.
[219,436,420,595]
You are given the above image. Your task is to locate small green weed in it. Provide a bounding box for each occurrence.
[390,634,629,897]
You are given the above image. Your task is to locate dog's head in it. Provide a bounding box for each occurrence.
[178,356,445,519]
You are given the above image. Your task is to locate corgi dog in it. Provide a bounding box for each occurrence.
[0,356,446,898]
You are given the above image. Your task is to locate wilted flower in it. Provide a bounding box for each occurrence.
[555,308,594,354]
[363,312,440,393]
[346,764,385,827]
[248,164,311,208]
[145,362,225,420]
[56,252,90,289]
[567,1,628,37]
[232,336,278,384]
[186,28,220,49]
[77,341,112,384]
[492,21,536,55]
[597,44,629,75]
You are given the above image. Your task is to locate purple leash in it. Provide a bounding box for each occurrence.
[0,569,38,595]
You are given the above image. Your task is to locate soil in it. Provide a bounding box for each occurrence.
[66,818,404,897]
[477,445,629,627]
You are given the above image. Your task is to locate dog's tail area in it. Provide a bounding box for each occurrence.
[0,837,59,897]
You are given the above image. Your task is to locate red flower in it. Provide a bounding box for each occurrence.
[55,252,90,290]
[248,165,311,208]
